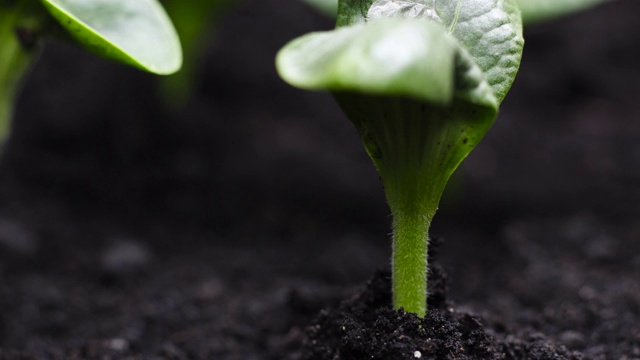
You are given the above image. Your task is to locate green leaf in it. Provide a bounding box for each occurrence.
[278,19,460,105]
[336,0,523,103]
[40,0,182,75]
[515,0,614,24]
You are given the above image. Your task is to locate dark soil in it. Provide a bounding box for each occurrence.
[1,0,640,359]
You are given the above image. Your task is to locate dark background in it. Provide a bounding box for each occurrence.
[1,0,639,358]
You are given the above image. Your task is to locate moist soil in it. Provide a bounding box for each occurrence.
[1,0,639,359]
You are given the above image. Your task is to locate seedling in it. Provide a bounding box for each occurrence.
[159,0,232,106]
[158,0,342,106]
[0,0,182,143]
[516,0,616,24]
[277,0,524,317]
[301,0,339,16]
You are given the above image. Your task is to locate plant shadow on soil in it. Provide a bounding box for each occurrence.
[1,0,640,359]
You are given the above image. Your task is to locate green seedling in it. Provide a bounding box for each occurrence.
[277,0,523,317]
[301,0,339,16]
[516,0,615,24]
[301,0,615,23]
[159,0,232,106]
[0,0,182,142]
[158,0,339,106]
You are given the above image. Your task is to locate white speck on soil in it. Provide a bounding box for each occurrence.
[414,350,422,358]
[108,338,129,352]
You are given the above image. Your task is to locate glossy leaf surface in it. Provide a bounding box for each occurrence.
[40,0,181,74]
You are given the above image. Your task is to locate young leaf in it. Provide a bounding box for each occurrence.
[335,0,523,103]
[515,0,614,24]
[278,19,459,105]
[40,0,182,75]
[278,0,523,317]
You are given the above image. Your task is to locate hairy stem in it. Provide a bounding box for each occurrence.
[335,93,483,317]
[391,203,432,317]
[384,150,440,317]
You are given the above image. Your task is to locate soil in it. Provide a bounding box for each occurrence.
[1,0,639,359]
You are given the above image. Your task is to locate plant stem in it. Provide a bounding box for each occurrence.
[335,93,477,317]
[0,1,45,143]
[391,203,432,317]
[384,151,440,318]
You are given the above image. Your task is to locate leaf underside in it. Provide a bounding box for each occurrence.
[40,0,182,74]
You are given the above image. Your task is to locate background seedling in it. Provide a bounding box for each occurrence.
[277,0,523,316]
[301,0,616,22]
[516,0,616,24]
[158,0,345,106]
[301,0,339,16]
[159,0,232,107]
[0,0,181,143]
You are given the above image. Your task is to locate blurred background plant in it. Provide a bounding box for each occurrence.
[299,0,615,23]
[159,0,233,107]
[0,0,181,144]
